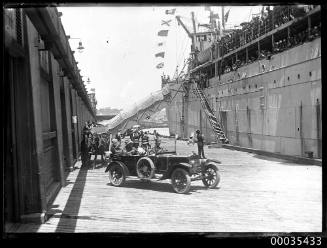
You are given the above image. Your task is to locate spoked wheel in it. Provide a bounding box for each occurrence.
[202,164,220,189]
[108,163,126,186]
[136,157,155,179]
[171,168,191,194]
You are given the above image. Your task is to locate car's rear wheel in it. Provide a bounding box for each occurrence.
[108,163,126,186]
[171,168,191,194]
[202,164,220,188]
[136,157,155,179]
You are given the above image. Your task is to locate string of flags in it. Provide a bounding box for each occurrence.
[156,62,164,69]
[224,8,230,23]
[155,8,176,70]
[161,19,172,26]
[165,8,176,15]
[157,30,169,36]
[155,52,165,58]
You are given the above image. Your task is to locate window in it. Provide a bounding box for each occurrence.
[298,74,300,79]
[287,76,290,81]
[38,35,50,74]
[309,71,312,76]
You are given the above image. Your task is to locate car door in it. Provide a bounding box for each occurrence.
[155,155,169,172]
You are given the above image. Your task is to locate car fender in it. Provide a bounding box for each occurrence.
[105,161,130,176]
[205,158,221,164]
[166,162,192,178]
[204,162,220,170]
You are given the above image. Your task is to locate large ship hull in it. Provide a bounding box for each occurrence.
[166,37,321,158]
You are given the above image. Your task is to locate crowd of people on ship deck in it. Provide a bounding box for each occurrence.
[161,74,171,84]
[190,5,320,78]
[218,10,320,75]
[217,5,317,57]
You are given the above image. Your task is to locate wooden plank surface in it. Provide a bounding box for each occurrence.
[5,138,322,233]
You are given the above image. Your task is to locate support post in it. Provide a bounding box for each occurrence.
[308,15,311,38]
[272,34,275,51]
[316,99,321,158]
[246,47,248,63]
[299,102,304,157]
[258,41,260,58]
[287,26,290,47]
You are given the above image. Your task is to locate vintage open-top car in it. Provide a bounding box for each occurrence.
[104,137,221,194]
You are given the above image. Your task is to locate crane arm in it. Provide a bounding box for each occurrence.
[175,16,193,39]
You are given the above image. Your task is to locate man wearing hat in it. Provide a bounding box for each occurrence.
[110,138,123,155]
[195,130,206,159]
[131,129,140,149]
[124,138,137,155]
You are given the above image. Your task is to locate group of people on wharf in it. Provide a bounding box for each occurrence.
[80,121,208,168]
[80,122,162,168]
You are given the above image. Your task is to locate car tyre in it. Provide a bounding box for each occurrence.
[202,164,220,188]
[136,157,155,180]
[108,163,126,187]
[171,168,191,194]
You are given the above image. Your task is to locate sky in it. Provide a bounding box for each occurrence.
[58,5,262,110]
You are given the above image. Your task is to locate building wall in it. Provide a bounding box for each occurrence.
[4,7,96,224]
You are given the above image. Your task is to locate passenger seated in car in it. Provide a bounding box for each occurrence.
[124,139,138,155]
[141,131,151,151]
[110,139,123,155]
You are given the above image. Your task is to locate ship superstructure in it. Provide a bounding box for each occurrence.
[164,5,321,158]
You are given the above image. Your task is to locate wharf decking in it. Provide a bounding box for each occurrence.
[5,139,322,233]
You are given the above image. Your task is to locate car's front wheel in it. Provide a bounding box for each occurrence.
[171,168,191,194]
[202,164,220,188]
[108,163,126,187]
[136,157,155,180]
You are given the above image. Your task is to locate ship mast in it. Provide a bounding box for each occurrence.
[222,6,225,32]
[191,11,197,49]
[175,12,196,52]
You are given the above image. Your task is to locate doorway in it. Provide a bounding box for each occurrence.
[4,52,20,223]
[220,111,228,138]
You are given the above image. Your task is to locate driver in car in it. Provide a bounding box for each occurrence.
[110,139,123,155]
[124,139,138,155]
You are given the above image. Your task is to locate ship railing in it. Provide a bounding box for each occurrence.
[207,5,320,69]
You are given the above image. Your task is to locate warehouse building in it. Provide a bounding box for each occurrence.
[4,6,96,224]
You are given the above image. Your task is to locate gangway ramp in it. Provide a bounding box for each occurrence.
[104,85,171,133]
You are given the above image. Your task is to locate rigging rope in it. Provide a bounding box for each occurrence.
[176,31,188,67]
[248,7,253,22]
